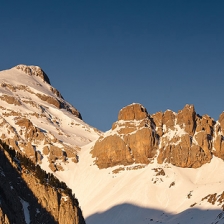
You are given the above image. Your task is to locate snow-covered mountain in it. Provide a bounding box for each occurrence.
[1,65,224,224]
[0,65,101,173]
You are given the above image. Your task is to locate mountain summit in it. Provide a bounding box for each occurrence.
[15,64,51,84]
[0,65,101,172]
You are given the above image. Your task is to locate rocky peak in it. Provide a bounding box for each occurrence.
[92,103,158,168]
[92,103,224,169]
[155,104,214,168]
[118,103,148,121]
[162,109,176,132]
[0,65,101,172]
[176,104,196,136]
[15,64,51,84]
[218,112,224,132]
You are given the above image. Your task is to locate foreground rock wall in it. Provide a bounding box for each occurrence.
[0,147,85,224]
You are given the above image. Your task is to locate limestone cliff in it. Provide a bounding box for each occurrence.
[91,104,158,168]
[92,103,223,169]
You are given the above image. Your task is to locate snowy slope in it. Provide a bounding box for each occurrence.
[56,141,224,224]
[0,65,100,145]
[0,65,101,172]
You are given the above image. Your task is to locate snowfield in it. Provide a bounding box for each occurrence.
[55,141,224,224]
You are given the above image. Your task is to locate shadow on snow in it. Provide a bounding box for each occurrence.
[86,203,224,224]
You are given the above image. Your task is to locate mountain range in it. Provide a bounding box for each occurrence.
[0,65,224,224]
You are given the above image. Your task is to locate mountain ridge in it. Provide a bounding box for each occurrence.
[15,64,51,84]
[92,102,224,170]
[1,65,224,224]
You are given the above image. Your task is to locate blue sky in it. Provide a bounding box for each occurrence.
[1,1,224,131]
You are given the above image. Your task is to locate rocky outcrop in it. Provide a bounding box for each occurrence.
[213,112,224,159]
[118,103,148,120]
[36,93,61,108]
[92,135,134,168]
[123,128,157,164]
[0,208,9,224]
[2,65,82,119]
[35,93,81,118]
[92,103,158,168]
[16,64,51,84]
[0,95,21,106]
[92,103,224,169]
[22,172,81,223]
[157,105,214,168]
[0,115,80,171]
[176,104,196,136]
[162,109,176,131]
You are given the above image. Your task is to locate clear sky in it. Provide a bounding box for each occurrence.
[1,0,224,131]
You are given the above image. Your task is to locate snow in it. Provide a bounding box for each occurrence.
[61,196,69,201]
[0,167,5,176]
[36,208,40,214]
[20,198,30,224]
[162,123,187,142]
[55,141,224,224]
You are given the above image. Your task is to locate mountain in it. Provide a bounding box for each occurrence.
[0,65,101,223]
[0,65,101,172]
[1,65,224,224]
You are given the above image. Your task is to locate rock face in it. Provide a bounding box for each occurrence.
[118,103,148,120]
[15,64,51,84]
[92,103,224,169]
[0,208,9,224]
[213,112,224,159]
[5,64,82,118]
[92,135,134,168]
[91,103,158,168]
[0,145,85,224]
[157,105,213,168]
[0,115,80,171]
